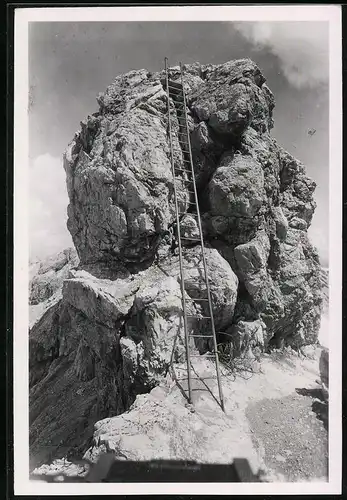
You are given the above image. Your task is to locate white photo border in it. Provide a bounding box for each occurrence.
[14,5,342,496]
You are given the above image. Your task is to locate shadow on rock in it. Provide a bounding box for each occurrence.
[295,388,328,431]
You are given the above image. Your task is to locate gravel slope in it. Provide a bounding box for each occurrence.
[246,391,328,481]
[31,347,329,483]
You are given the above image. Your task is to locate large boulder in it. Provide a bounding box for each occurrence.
[234,231,277,312]
[82,371,261,469]
[208,153,266,219]
[64,72,193,267]
[189,59,273,135]
[29,248,79,305]
[222,319,266,359]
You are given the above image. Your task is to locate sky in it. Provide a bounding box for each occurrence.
[28,21,329,265]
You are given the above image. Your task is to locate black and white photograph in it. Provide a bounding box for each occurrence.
[13,5,342,495]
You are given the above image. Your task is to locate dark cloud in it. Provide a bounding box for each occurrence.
[234,22,329,89]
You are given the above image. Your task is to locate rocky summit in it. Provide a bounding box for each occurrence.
[29,59,324,472]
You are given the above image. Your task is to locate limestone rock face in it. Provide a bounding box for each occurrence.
[29,248,237,468]
[189,59,272,136]
[64,69,195,268]
[82,366,262,469]
[226,319,265,357]
[208,154,266,219]
[29,248,79,305]
[29,58,323,469]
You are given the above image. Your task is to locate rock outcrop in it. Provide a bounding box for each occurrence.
[29,248,238,468]
[30,248,79,305]
[29,58,323,469]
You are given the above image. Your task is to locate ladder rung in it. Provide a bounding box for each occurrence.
[176,194,194,199]
[189,334,214,338]
[185,297,209,302]
[175,177,193,184]
[178,211,197,216]
[176,199,196,205]
[175,375,217,380]
[177,177,193,183]
[173,159,191,165]
[184,278,210,284]
[174,165,190,171]
[168,84,182,91]
[181,237,201,241]
[168,80,182,87]
[175,164,192,172]
[189,353,216,357]
[178,140,190,145]
[187,315,212,319]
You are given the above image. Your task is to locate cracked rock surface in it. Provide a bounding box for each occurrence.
[30,58,324,472]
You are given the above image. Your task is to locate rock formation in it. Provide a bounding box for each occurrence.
[29,59,323,469]
[30,248,79,305]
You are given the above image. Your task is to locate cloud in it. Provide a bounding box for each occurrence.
[234,22,329,88]
[29,154,73,260]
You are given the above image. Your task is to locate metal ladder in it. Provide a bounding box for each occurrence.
[164,58,225,412]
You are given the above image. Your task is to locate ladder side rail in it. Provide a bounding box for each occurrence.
[165,58,193,405]
[179,62,225,412]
